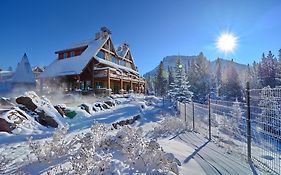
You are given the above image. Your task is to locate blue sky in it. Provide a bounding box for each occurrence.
[0,0,281,75]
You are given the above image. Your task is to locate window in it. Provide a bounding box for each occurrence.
[120,60,125,66]
[63,53,67,58]
[126,62,131,68]
[96,82,104,89]
[111,55,118,64]
[96,51,105,59]
[70,51,75,57]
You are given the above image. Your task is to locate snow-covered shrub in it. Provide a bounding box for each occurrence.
[148,117,187,139]
[41,124,179,175]
[0,155,11,174]
[100,126,179,174]
[28,125,69,162]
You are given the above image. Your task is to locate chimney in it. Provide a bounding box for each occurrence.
[122,42,129,49]
[96,27,111,40]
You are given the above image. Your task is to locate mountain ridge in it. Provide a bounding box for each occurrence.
[143,55,248,82]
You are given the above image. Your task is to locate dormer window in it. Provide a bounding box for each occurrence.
[63,53,67,58]
[70,51,75,57]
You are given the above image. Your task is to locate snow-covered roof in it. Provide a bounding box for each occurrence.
[40,37,107,78]
[40,35,140,78]
[11,53,36,84]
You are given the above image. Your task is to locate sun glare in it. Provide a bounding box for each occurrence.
[216,33,237,53]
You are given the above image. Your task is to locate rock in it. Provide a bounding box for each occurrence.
[104,101,115,107]
[127,118,135,124]
[79,104,90,114]
[16,96,37,111]
[164,153,175,163]
[54,105,66,117]
[112,123,118,129]
[7,110,27,125]
[0,118,15,133]
[36,111,58,128]
[94,103,104,111]
[102,103,110,109]
[0,97,14,108]
[133,115,141,121]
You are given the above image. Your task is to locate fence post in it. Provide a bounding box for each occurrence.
[192,101,195,131]
[208,94,211,140]
[246,82,252,162]
[184,102,187,122]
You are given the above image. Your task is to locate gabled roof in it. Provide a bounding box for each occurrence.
[12,53,36,84]
[40,34,140,78]
[117,47,129,58]
[40,37,108,78]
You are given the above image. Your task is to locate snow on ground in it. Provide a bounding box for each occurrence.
[158,138,206,175]
[0,93,265,174]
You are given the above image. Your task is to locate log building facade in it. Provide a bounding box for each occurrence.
[40,27,145,94]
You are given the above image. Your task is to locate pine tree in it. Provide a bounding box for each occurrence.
[215,58,222,97]
[259,51,278,88]
[188,52,211,103]
[167,66,174,89]
[276,49,281,87]
[145,76,155,94]
[220,60,243,101]
[155,61,167,96]
[247,61,261,89]
[168,59,193,103]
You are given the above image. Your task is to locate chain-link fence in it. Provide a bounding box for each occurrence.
[176,86,281,174]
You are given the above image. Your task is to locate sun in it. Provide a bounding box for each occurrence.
[216,32,237,53]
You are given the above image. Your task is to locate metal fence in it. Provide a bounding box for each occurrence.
[176,84,281,174]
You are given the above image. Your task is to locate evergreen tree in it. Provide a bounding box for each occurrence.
[247,61,261,89]
[215,58,222,97]
[259,51,278,88]
[220,60,243,101]
[188,52,211,103]
[276,49,281,87]
[155,61,167,96]
[145,76,155,94]
[168,59,193,103]
[167,66,174,89]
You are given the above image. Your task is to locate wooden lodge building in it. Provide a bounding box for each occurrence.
[40,27,145,94]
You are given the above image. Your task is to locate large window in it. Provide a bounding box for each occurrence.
[126,62,132,68]
[96,82,104,89]
[96,51,105,59]
[70,51,75,57]
[120,60,125,66]
[111,55,118,64]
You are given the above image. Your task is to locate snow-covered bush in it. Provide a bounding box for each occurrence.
[0,155,11,174]
[28,125,69,162]
[148,117,187,139]
[33,124,179,174]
